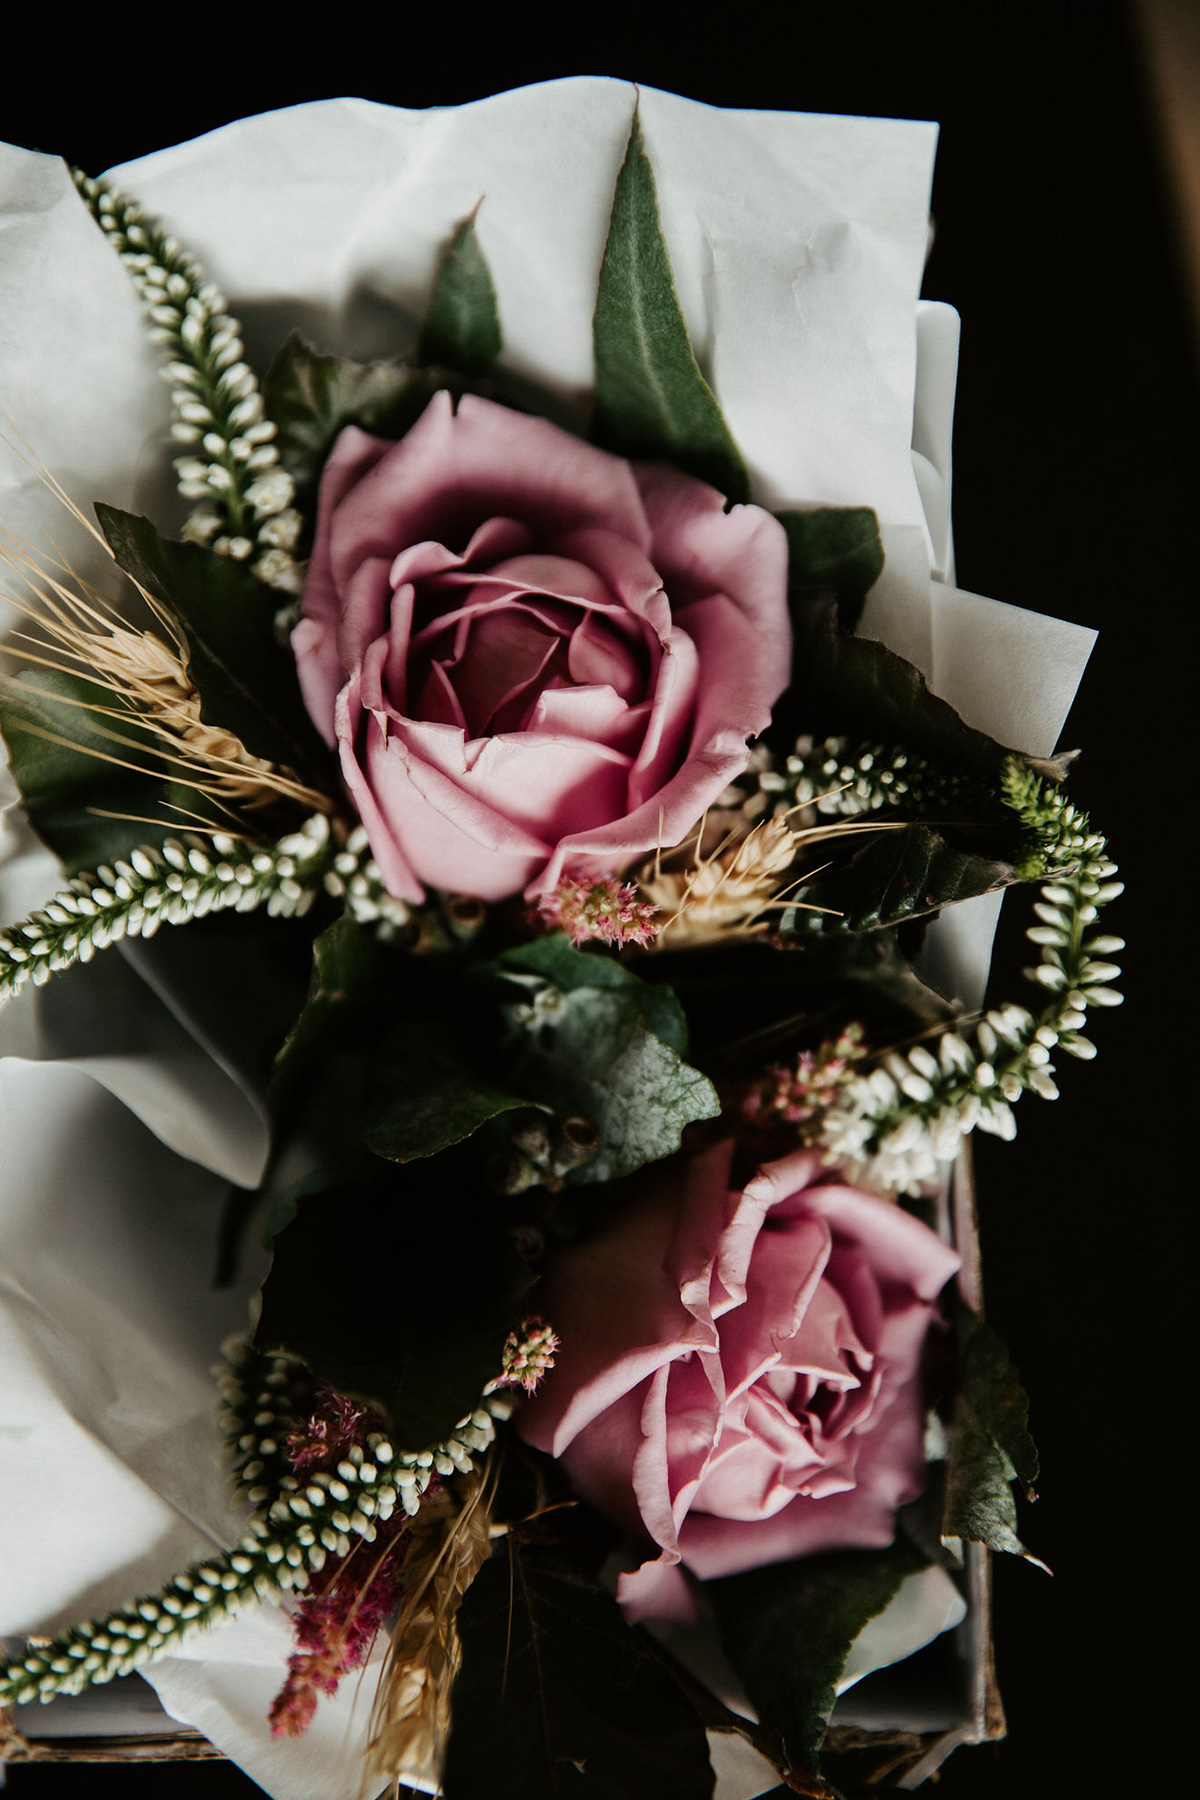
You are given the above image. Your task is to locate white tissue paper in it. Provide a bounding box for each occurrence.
[0,80,1094,1797]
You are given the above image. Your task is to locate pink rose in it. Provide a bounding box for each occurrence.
[518,1143,960,1622]
[292,392,791,902]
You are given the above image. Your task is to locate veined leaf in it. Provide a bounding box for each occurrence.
[962,1312,1040,1495]
[418,210,503,376]
[942,1395,1046,1567]
[498,934,689,1053]
[651,931,959,1082]
[942,1308,1045,1566]
[501,979,718,1183]
[445,1540,714,1799]
[709,1538,930,1772]
[593,114,748,503]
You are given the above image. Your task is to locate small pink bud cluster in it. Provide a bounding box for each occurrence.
[537,877,658,950]
[496,1318,561,1394]
[743,1023,867,1138]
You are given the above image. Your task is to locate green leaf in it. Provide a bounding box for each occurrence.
[95,507,329,783]
[778,506,884,633]
[942,1394,1046,1567]
[503,981,718,1183]
[272,917,388,1086]
[255,1162,534,1445]
[781,592,1017,782]
[262,334,447,521]
[362,1017,533,1161]
[498,935,689,1053]
[0,666,182,871]
[445,1540,714,1799]
[962,1311,1040,1495]
[593,114,748,503]
[417,210,503,377]
[709,1538,930,1772]
[941,1309,1044,1565]
[792,822,1014,933]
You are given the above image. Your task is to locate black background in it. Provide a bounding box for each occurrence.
[1,2,1188,1794]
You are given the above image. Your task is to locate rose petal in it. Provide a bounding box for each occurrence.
[677,1475,901,1578]
[615,1558,699,1627]
[636,460,791,658]
[567,609,647,701]
[712,1214,833,1397]
[520,1187,714,1458]
[547,526,669,631]
[290,616,339,748]
[523,684,631,745]
[438,604,563,737]
[461,732,632,845]
[325,392,654,576]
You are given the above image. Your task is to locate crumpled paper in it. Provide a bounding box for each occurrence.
[0,80,1094,1799]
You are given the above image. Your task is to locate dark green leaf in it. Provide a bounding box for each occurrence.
[593,115,748,503]
[941,1394,1046,1568]
[259,1165,338,1246]
[445,1540,714,1800]
[0,666,181,871]
[504,982,718,1183]
[273,917,389,1086]
[792,822,1014,933]
[363,1017,533,1161]
[417,210,503,376]
[941,1309,1044,1566]
[255,1162,533,1445]
[262,334,447,520]
[778,507,884,633]
[781,592,1017,782]
[709,1539,930,1771]
[95,506,329,782]
[498,935,689,1053]
[961,1312,1039,1495]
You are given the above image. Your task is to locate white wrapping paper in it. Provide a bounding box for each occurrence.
[0,81,1094,1797]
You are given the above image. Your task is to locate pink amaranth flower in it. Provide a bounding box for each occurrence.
[742,1024,867,1139]
[285,1385,380,1477]
[268,1512,411,1738]
[493,1318,561,1394]
[537,876,658,949]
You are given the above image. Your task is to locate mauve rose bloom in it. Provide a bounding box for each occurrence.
[518,1142,960,1622]
[292,392,791,902]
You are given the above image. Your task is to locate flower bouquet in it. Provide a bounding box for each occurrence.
[0,83,1119,1798]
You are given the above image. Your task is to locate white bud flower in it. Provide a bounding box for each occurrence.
[246,469,295,517]
[258,508,302,551]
